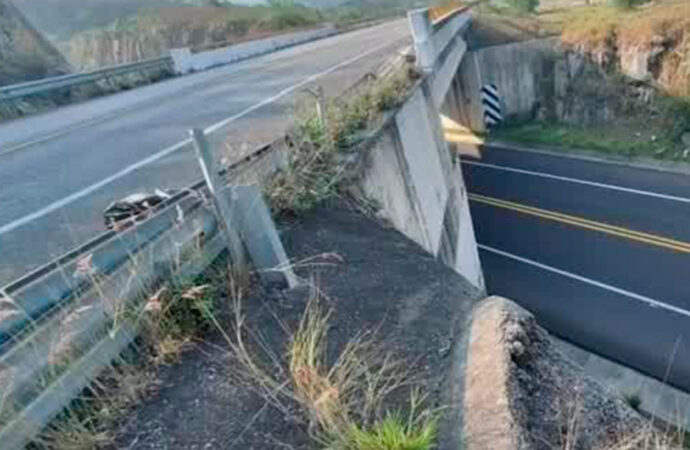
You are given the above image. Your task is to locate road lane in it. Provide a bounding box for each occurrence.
[0,20,411,284]
[463,146,690,392]
[478,244,690,392]
[464,151,690,244]
[469,193,690,254]
[0,20,410,225]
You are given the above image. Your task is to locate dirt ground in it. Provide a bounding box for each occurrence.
[113,202,482,449]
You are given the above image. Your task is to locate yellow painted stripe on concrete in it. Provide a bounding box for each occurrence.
[468,193,690,254]
[444,130,485,145]
[440,114,484,156]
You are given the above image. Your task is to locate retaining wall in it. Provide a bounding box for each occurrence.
[453,39,557,131]
[351,82,485,290]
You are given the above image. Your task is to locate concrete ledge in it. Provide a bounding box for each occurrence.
[464,298,519,450]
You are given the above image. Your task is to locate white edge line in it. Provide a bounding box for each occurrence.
[205,37,397,133]
[0,38,401,238]
[464,160,690,204]
[0,20,403,156]
[0,139,192,236]
[478,243,690,319]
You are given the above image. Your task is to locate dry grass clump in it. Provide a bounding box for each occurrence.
[138,277,220,364]
[219,287,437,449]
[30,266,231,449]
[557,2,690,50]
[617,3,690,45]
[31,357,152,450]
[599,425,688,450]
[558,6,623,49]
[430,0,466,23]
[267,69,413,216]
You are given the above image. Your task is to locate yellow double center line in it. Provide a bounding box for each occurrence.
[468,193,690,254]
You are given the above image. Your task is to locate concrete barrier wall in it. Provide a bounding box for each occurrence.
[351,82,485,290]
[171,26,337,74]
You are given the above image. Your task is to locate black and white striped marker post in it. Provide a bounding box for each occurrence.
[481,84,503,129]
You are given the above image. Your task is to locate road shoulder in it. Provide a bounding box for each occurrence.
[485,139,690,177]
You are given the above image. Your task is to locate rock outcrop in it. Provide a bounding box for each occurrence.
[0,0,70,86]
[561,3,690,96]
[64,11,251,70]
[566,38,689,97]
[543,46,655,126]
[464,297,644,450]
[63,6,320,70]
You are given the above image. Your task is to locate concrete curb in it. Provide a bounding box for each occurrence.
[463,297,519,450]
[485,140,690,177]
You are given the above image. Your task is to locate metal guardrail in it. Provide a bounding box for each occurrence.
[0,22,423,446]
[408,4,470,109]
[0,56,173,102]
[0,137,281,349]
[408,5,471,73]
[0,133,287,449]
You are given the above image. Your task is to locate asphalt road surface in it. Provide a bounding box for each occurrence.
[0,20,411,285]
[463,145,690,392]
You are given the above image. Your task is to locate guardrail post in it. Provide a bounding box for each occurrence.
[408,8,434,73]
[304,85,327,127]
[232,186,299,289]
[190,128,248,280]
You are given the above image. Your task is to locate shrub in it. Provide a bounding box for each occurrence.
[222,290,437,450]
[340,411,437,450]
[266,68,413,216]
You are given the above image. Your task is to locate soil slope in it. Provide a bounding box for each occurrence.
[113,203,482,449]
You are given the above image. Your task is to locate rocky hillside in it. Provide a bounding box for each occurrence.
[62,4,323,70]
[558,1,690,96]
[0,0,70,86]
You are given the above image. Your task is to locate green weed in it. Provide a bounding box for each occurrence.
[267,69,413,216]
[491,121,688,162]
[338,411,437,450]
